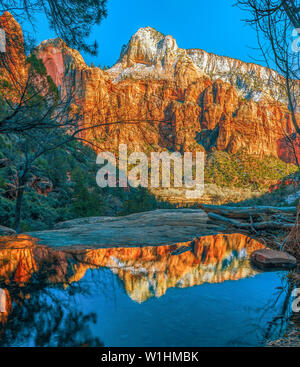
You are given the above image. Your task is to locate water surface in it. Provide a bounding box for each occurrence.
[0,233,290,347]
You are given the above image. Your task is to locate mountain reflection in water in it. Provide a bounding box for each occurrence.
[0,233,289,347]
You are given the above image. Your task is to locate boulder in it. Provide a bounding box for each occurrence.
[29,209,214,248]
[251,249,296,270]
[0,225,16,237]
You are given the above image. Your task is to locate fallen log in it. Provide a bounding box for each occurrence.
[207,212,245,227]
[207,212,295,230]
[199,204,297,219]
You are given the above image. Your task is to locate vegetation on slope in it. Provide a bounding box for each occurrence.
[205,150,298,191]
[0,136,164,231]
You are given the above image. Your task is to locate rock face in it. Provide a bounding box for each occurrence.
[0,12,26,80]
[1,13,299,163]
[33,25,300,163]
[250,248,297,270]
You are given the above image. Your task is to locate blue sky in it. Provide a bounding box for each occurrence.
[30,0,263,68]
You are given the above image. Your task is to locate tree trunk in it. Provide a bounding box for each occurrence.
[286,74,300,135]
[14,177,26,233]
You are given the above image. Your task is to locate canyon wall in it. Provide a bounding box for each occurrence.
[1,12,299,163]
[35,25,300,163]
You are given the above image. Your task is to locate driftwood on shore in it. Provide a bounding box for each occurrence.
[199,204,299,248]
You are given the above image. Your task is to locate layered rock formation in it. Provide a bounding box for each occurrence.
[1,12,299,162]
[0,12,26,81]
[1,11,299,164]
[32,25,300,163]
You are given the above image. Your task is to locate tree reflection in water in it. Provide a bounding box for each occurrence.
[0,279,104,347]
[0,239,104,347]
[249,270,294,345]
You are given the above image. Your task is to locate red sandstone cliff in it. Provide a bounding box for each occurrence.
[1,13,299,164]
[35,26,300,163]
[0,12,25,79]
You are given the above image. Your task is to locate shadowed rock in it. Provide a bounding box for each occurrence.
[0,226,16,237]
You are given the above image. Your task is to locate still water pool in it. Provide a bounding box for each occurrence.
[0,234,290,347]
[70,268,288,347]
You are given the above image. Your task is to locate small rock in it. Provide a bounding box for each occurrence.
[0,225,16,236]
[251,249,296,270]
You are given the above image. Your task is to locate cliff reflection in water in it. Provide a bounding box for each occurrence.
[0,233,264,304]
[0,233,270,346]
